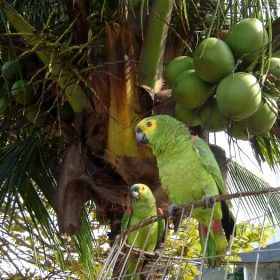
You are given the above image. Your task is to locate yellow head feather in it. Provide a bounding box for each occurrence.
[137,118,158,137]
[136,183,148,195]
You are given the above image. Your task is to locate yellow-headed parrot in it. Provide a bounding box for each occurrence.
[121,183,165,279]
[135,115,235,267]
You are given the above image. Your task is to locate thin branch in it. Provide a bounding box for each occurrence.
[120,187,280,236]
[0,247,26,278]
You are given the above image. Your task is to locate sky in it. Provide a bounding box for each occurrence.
[209,132,279,225]
[209,131,279,188]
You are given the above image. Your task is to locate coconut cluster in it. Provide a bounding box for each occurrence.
[0,60,74,126]
[163,18,279,141]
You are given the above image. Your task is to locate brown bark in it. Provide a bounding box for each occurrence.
[64,0,90,45]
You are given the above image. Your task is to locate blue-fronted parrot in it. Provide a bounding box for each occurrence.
[135,115,235,268]
[121,183,165,279]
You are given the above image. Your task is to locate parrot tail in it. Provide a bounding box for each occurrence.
[199,220,226,268]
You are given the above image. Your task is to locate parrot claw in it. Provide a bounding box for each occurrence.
[153,251,160,258]
[168,204,182,219]
[202,194,215,208]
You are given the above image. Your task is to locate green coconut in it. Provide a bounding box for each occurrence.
[225,18,268,62]
[163,56,193,86]
[200,97,230,132]
[216,72,261,121]
[174,103,201,126]
[2,60,24,86]
[193,37,235,83]
[11,79,34,105]
[272,49,280,58]
[240,92,277,135]
[227,122,253,141]
[59,102,74,122]
[26,104,48,126]
[263,79,279,101]
[264,57,280,92]
[0,95,22,117]
[171,69,213,108]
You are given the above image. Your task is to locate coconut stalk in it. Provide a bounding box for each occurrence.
[105,23,153,159]
[104,23,166,192]
[137,0,174,92]
[1,1,89,113]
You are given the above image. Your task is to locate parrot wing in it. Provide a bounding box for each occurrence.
[191,135,235,240]
[121,207,132,232]
[191,136,226,194]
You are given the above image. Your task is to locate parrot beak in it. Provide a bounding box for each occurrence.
[131,189,140,201]
[135,128,149,144]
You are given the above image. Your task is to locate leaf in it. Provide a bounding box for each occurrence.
[241,243,254,252]
[184,274,195,280]
[227,159,280,225]
[249,232,260,242]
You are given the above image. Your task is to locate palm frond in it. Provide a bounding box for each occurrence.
[227,159,280,224]
[73,208,103,279]
[0,135,66,266]
[250,133,280,168]
[6,0,68,31]
[0,131,102,276]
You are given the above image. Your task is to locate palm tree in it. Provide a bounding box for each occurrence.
[0,0,280,277]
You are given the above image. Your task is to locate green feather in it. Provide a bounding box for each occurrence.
[121,184,165,279]
[135,115,235,268]
[192,136,226,194]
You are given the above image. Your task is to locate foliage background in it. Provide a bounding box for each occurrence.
[0,0,280,278]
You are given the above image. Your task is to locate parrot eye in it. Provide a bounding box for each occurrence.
[142,186,145,191]
[146,121,152,127]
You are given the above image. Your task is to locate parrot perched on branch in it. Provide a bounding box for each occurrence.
[135,115,235,268]
[121,183,165,279]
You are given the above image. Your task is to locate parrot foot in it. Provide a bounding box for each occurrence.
[167,204,182,219]
[153,251,160,259]
[202,194,215,208]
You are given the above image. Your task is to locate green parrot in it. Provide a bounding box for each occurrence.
[135,115,235,268]
[121,183,165,280]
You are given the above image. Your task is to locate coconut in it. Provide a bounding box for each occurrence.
[272,49,280,58]
[2,60,24,86]
[26,104,48,126]
[193,37,235,83]
[263,78,279,101]
[216,72,261,121]
[11,79,34,105]
[264,57,280,91]
[163,56,193,86]
[227,122,253,141]
[0,95,22,117]
[171,69,213,108]
[218,30,229,41]
[240,92,277,135]
[174,103,201,126]
[225,18,268,62]
[200,97,230,132]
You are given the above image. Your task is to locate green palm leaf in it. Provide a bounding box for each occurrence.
[227,159,280,224]
[0,0,280,277]
[0,133,99,277]
[0,136,64,264]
